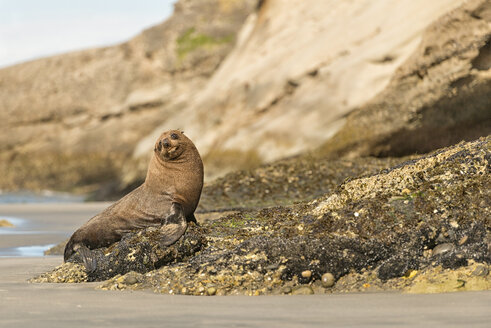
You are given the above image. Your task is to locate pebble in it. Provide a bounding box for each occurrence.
[321,273,335,288]
[281,286,292,294]
[432,243,455,257]
[207,287,217,296]
[292,286,314,295]
[301,270,312,279]
[458,235,468,246]
[265,263,279,270]
[124,275,138,285]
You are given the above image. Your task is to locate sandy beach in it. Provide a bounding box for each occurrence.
[0,202,489,327]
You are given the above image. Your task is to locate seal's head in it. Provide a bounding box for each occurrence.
[148,129,204,215]
[154,130,188,160]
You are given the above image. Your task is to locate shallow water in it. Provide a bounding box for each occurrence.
[0,217,55,235]
[0,216,59,256]
[0,216,25,227]
[0,244,56,257]
[0,191,84,204]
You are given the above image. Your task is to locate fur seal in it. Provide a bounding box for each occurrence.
[64,130,204,268]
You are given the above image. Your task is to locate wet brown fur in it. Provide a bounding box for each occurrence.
[64,130,203,261]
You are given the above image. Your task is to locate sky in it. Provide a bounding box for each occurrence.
[0,0,176,68]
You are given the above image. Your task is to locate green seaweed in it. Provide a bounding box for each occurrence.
[176,28,234,59]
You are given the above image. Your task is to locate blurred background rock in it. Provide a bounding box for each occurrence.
[0,0,489,200]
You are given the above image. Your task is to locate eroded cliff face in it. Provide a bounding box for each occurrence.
[1,0,489,195]
[0,0,256,192]
[133,0,479,181]
[320,0,491,159]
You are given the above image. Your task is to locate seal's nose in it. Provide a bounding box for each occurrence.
[163,138,170,148]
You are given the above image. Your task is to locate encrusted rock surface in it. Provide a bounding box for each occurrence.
[34,136,490,295]
[34,225,206,282]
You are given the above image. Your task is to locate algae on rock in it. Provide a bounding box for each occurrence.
[34,136,490,295]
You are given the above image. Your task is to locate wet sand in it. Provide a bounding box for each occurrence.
[0,203,490,327]
[0,202,110,250]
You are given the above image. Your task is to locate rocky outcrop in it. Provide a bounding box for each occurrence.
[320,0,491,158]
[0,0,256,192]
[33,136,491,294]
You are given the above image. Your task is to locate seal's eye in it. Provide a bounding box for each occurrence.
[170,133,179,140]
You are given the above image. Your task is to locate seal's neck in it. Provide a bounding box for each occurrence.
[143,150,204,215]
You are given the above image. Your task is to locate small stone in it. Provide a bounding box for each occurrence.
[405,270,418,279]
[449,220,459,228]
[265,263,279,270]
[292,286,314,295]
[301,270,312,279]
[401,188,411,195]
[321,273,335,288]
[458,236,468,246]
[432,243,455,257]
[207,287,217,296]
[471,264,489,277]
[281,286,292,294]
[423,249,433,258]
[124,275,138,285]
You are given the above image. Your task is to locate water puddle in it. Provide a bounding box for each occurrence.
[0,244,56,257]
[0,217,59,256]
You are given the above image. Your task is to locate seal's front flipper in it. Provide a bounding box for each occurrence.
[77,245,97,273]
[160,203,188,246]
[187,213,200,226]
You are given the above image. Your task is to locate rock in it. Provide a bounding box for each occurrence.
[33,137,490,295]
[0,0,256,193]
[320,0,491,159]
[458,236,468,246]
[123,272,141,285]
[198,155,401,212]
[2,0,487,196]
[206,287,217,296]
[66,224,206,282]
[0,219,14,227]
[292,286,314,295]
[471,264,489,277]
[301,270,312,279]
[432,243,456,257]
[134,0,489,182]
[406,263,491,294]
[43,239,68,256]
[321,273,335,288]
[30,263,87,283]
